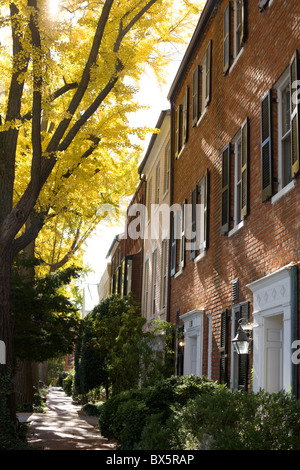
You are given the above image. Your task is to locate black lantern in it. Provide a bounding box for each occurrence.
[232,320,252,355]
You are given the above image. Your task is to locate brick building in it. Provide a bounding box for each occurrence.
[107,178,146,304]
[168,0,300,396]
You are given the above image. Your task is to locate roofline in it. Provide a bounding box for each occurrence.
[167,0,218,102]
[138,109,170,175]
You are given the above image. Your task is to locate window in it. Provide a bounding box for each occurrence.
[151,249,157,316]
[190,171,209,260]
[192,41,212,126]
[155,163,160,205]
[223,0,246,75]
[164,140,170,195]
[147,177,152,222]
[221,119,249,235]
[261,50,299,202]
[161,239,168,309]
[175,87,189,158]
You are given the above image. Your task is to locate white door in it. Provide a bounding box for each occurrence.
[190,337,197,375]
[264,314,283,393]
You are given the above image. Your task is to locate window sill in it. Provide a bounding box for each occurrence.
[176,144,186,160]
[228,220,244,237]
[271,179,297,204]
[196,107,208,127]
[174,268,183,279]
[228,47,244,75]
[194,250,206,264]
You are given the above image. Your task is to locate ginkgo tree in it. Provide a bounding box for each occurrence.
[0,0,203,425]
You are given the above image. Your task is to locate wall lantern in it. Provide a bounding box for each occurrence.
[178,339,185,348]
[232,319,252,355]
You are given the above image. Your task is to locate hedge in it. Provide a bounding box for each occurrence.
[98,375,300,450]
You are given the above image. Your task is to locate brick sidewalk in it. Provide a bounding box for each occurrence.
[18,387,116,450]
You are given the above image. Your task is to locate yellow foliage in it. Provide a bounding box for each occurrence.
[0,0,202,271]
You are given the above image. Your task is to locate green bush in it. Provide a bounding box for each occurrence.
[99,375,221,449]
[62,370,74,396]
[82,401,103,416]
[172,388,300,450]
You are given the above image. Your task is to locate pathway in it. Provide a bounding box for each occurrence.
[18,387,117,450]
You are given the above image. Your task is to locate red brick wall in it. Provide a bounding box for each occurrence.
[170,0,300,386]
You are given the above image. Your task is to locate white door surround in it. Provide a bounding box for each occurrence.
[180,309,204,377]
[247,264,294,394]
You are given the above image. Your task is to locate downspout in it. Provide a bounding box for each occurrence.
[291,263,298,399]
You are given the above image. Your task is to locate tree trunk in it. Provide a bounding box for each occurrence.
[13,360,34,407]
[0,249,16,423]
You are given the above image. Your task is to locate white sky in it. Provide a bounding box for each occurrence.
[82,61,182,311]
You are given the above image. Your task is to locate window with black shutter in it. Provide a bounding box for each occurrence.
[223,1,246,75]
[220,309,229,384]
[261,50,299,201]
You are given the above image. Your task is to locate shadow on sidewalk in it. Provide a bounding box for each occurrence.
[18,387,117,451]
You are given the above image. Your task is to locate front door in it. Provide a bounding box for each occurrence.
[264,314,283,393]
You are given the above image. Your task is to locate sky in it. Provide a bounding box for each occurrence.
[82,60,183,311]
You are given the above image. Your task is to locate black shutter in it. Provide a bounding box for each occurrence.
[220,309,229,384]
[190,186,197,260]
[261,90,273,201]
[221,144,231,235]
[223,3,230,74]
[192,67,199,126]
[241,118,249,219]
[290,50,300,179]
[237,302,250,391]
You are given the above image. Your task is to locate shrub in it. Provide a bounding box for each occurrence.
[82,402,103,416]
[62,370,74,396]
[172,388,300,450]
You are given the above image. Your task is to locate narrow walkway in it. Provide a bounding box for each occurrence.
[18,387,117,450]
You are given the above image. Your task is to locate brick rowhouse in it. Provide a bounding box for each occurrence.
[168,0,300,395]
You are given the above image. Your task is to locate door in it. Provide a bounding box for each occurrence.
[264,314,283,393]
